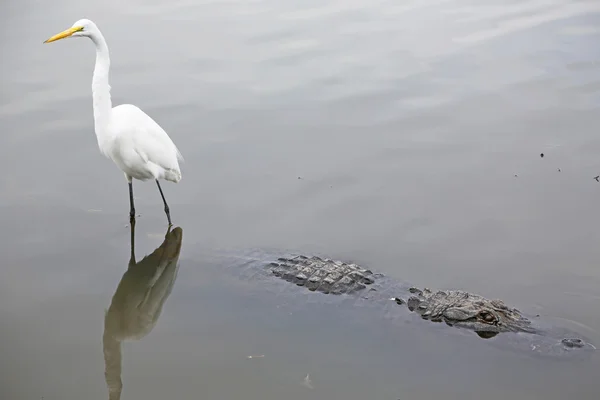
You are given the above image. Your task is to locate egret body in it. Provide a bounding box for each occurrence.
[44,19,183,225]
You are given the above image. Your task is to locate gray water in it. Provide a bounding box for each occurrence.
[2,0,600,398]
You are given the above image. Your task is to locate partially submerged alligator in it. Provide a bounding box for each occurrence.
[212,251,596,357]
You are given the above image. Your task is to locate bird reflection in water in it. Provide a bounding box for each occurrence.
[103,222,183,399]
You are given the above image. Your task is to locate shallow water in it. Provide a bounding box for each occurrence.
[2,0,600,399]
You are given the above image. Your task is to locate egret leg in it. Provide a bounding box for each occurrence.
[129,218,136,265]
[128,182,136,223]
[156,180,172,226]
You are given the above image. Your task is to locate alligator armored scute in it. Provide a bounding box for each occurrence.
[249,254,593,354]
[269,255,375,294]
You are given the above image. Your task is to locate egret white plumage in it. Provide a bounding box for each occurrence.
[44,19,183,226]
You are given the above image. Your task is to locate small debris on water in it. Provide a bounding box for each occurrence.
[303,374,314,389]
[514,174,518,178]
[247,355,265,359]
[297,176,302,180]
[393,297,406,305]
[540,153,544,158]
[557,168,561,172]
[594,176,599,182]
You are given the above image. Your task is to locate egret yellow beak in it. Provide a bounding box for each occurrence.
[44,26,84,43]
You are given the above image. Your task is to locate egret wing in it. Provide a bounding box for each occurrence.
[112,104,183,175]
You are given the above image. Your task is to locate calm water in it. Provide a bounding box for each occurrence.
[2,0,600,398]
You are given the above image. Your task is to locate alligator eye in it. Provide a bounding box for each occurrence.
[478,311,497,324]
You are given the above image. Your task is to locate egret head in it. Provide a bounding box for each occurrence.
[44,19,99,43]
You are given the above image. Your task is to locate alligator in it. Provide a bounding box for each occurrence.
[207,250,596,358]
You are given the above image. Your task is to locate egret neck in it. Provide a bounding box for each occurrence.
[91,30,113,154]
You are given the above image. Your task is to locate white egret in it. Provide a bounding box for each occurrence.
[44,19,183,225]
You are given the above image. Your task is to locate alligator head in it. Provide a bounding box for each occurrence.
[404,288,537,338]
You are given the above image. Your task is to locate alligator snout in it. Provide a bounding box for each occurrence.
[561,338,585,349]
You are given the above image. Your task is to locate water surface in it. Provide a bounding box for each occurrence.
[1,0,600,399]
